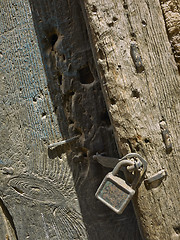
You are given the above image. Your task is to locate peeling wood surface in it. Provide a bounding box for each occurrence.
[80,0,180,239]
[0,0,142,239]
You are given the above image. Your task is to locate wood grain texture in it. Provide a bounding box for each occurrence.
[0,0,87,239]
[80,0,180,239]
[160,0,180,72]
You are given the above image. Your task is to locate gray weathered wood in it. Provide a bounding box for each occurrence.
[0,0,142,239]
[80,0,180,239]
[0,1,87,239]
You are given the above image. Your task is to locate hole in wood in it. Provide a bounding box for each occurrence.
[42,111,46,117]
[69,119,74,124]
[58,73,62,85]
[142,20,147,26]
[62,54,66,61]
[131,32,136,38]
[144,138,150,143]
[107,22,114,27]
[92,5,97,12]
[174,226,180,234]
[110,98,116,105]
[79,65,94,84]
[33,96,37,102]
[50,33,58,50]
[82,152,88,158]
[113,16,118,22]
[132,89,140,98]
[123,4,128,9]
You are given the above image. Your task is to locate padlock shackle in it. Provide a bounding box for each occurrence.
[112,160,134,176]
[112,159,141,190]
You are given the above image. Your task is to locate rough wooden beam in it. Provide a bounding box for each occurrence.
[80,0,180,239]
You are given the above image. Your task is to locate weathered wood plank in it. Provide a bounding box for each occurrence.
[0,0,87,239]
[29,0,141,239]
[80,0,180,239]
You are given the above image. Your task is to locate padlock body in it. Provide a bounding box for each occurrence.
[95,172,135,214]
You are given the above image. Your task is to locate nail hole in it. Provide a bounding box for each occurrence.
[113,16,118,21]
[123,4,128,9]
[82,152,87,158]
[42,111,46,117]
[92,5,97,12]
[50,33,58,50]
[131,32,136,38]
[79,65,94,84]
[33,96,37,102]
[132,89,140,98]
[69,119,74,124]
[144,138,150,143]
[110,98,116,105]
[142,20,147,26]
[107,22,114,27]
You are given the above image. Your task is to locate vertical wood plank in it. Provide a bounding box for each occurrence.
[0,0,87,239]
[80,0,180,239]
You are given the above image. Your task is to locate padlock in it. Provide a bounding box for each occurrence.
[95,159,141,214]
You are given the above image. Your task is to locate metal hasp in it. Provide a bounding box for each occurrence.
[95,154,147,214]
[144,169,167,190]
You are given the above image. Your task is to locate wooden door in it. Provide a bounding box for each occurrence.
[0,0,141,239]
